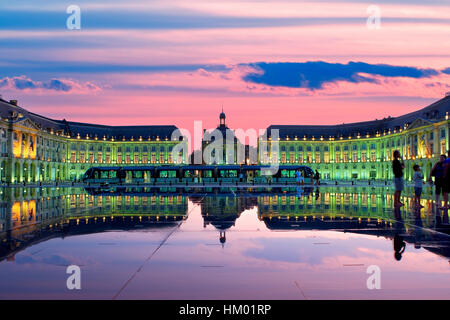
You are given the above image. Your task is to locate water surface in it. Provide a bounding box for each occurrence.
[0,186,449,299]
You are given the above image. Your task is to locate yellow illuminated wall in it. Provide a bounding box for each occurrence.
[12,131,21,158]
[11,200,36,227]
[26,135,37,159]
[11,202,21,226]
[12,131,37,159]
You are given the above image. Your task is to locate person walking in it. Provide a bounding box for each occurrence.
[412,164,424,208]
[392,150,405,207]
[296,169,303,186]
[442,150,450,209]
[314,170,320,186]
[429,154,447,208]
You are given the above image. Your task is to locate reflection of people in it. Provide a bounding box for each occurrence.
[392,150,405,207]
[314,170,320,186]
[393,205,404,231]
[413,206,423,249]
[393,233,406,261]
[442,208,449,225]
[315,187,320,200]
[219,231,226,248]
[296,186,303,198]
[412,164,424,208]
[435,213,442,228]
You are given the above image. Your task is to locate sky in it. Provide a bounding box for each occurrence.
[0,0,450,136]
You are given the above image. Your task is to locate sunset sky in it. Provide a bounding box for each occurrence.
[1,0,450,135]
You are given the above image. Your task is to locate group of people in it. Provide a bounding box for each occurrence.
[392,150,450,208]
[295,169,320,186]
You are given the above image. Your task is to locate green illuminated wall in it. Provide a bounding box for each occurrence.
[259,119,449,181]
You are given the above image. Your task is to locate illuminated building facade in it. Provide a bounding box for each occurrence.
[0,99,187,183]
[0,95,449,183]
[260,95,450,181]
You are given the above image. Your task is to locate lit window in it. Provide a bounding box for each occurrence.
[361,152,367,162]
[315,152,321,163]
[343,152,349,162]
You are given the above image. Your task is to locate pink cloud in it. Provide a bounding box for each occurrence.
[0,75,101,94]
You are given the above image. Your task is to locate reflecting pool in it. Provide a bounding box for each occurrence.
[0,186,449,299]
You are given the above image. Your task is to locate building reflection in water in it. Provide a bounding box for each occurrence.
[0,186,449,262]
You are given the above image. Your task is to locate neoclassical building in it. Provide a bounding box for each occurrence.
[260,94,450,181]
[0,94,449,183]
[0,98,186,183]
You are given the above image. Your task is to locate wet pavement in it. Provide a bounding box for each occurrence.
[0,186,449,299]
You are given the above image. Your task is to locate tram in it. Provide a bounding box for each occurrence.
[81,165,314,185]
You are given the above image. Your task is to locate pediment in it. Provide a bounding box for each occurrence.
[405,118,432,130]
[15,117,42,131]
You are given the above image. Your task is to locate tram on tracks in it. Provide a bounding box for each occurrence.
[81,165,314,185]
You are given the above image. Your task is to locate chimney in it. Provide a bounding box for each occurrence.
[9,100,18,106]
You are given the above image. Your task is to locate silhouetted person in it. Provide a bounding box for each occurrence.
[296,170,303,186]
[392,150,405,207]
[429,154,447,209]
[314,170,320,186]
[442,150,450,209]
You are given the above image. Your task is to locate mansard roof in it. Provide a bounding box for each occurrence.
[0,98,178,139]
[267,95,450,139]
[59,121,178,140]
